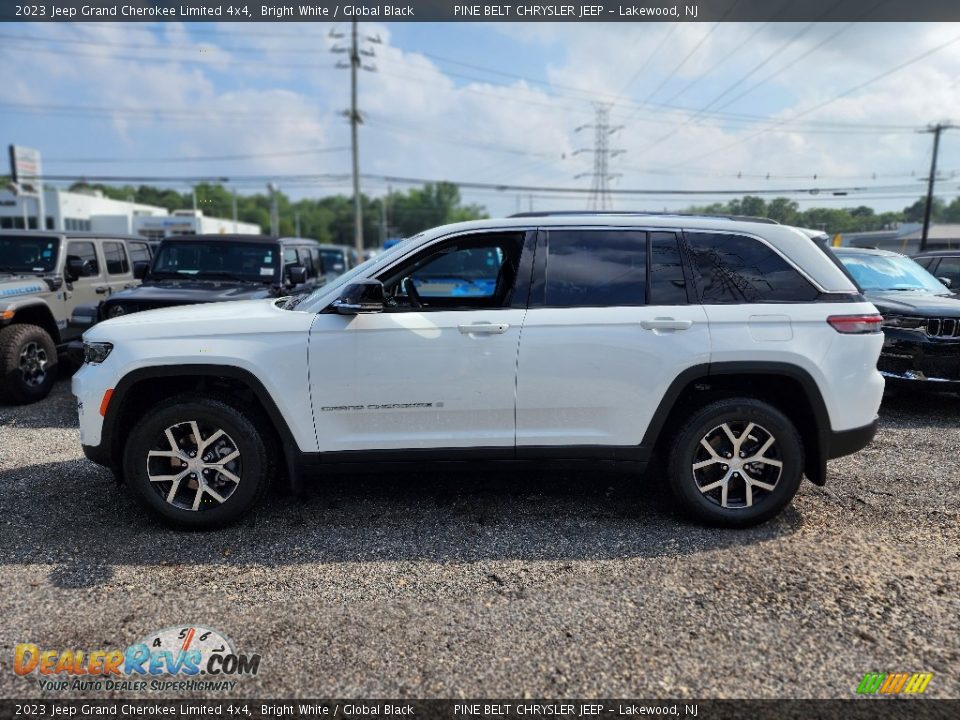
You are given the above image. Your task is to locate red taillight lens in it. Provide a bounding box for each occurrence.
[827,314,883,334]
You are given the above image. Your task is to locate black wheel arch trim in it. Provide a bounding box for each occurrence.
[100,364,304,493]
[639,361,835,486]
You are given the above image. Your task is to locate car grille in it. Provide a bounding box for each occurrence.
[926,318,960,338]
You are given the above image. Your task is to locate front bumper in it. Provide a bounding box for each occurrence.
[878,330,960,385]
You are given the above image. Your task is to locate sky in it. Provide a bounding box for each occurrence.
[2,19,960,220]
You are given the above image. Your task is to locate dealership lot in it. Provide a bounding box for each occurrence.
[0,380,957,698]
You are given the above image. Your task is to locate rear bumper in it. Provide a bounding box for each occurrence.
[826,417,879,460]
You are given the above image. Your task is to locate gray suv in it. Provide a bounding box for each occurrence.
[0,230,152,403]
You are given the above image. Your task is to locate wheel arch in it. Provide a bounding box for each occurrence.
[2,301,62,345]
[642,362,830,486]
[104,365,304,492]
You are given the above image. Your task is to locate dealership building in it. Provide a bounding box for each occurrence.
[0,186,260,237]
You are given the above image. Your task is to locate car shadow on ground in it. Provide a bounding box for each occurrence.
[0,457,804,588]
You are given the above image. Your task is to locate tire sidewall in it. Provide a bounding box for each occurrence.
[669,400,803,527]
[123,398,266,529]
[0,324,58,403]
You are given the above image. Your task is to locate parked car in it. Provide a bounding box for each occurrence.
[911,250,960,289]
[72,234,326,327]
[835,247,960,387]
[73,213,884,529]
[0,230,152,403]
[317,243,359,282]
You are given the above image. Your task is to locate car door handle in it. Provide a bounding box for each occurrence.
[640,318,693,331]
[94,286,109,294]
[458,322,509,335]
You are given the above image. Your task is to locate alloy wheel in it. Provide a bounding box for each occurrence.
[691,421,783,509]
[18,341,48,387]
[146,421,242,511]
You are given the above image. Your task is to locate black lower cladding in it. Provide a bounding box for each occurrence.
[825,418,878,460]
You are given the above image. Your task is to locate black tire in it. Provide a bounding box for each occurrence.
[122,394,274,529]
[0,323,58,404]
[667,397,804,527]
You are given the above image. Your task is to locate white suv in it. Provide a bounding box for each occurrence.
[72,214,884,529]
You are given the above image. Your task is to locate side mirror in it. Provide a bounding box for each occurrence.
[937,276,952,288]
[332,279,385,314]
[286,264,308,286]
[65,256,88,282]
[133,261,150,280]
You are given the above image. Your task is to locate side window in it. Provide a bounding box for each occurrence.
[297,248,315,276]
[127,242,152,264]
[378,232,525,310]
[310,247,323,274]
[103,242,130,275]
[544,230,646,307]
[649,232,688,305]
[283,247,298,265]
[66,241,99,276]
[934,257,960,287]
[685,232,819,303]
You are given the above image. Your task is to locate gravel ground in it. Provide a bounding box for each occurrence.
[0,379,957,699]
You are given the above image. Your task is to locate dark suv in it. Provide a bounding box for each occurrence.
[912,250,960,291]
[835,247,960,387]
[75,234,326,326]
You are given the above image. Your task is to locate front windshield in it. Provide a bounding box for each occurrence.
[0,235,59,273]
[151,241,279,283]
[838,252,950,294]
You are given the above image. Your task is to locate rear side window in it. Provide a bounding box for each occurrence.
[544,230,647,307]
[649,232,688,305]
[934,257,960,286]
[127,242,151,264]
[103,242,129,275]
[685,232,819,303]
[66,241,99,275]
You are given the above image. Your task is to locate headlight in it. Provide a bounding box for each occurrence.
[83,342,113,365]
[882,315,925,330]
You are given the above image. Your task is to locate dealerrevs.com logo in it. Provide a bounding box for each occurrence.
[14,626,261,693]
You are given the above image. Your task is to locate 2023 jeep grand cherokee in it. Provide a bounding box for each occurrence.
[72,213,884,529]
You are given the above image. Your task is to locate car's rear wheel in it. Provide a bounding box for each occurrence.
[0,323,58,404]
[667,398,803,527]
[123,395,273,529]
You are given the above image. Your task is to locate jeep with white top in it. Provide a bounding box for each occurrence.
[72,213,884,529]
[0,230,152,403]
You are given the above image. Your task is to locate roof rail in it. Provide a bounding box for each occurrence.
[506,210,780,225]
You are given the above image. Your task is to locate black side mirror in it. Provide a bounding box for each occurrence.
[133,261,150,280]
[332,279,385,314]
[286,265,308,286]
[65,256,86,282]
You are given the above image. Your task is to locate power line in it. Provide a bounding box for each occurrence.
[44,147,350,163]
[675,30,960,167]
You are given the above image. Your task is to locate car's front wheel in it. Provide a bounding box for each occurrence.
[123,395,273,529]
[0,323,58,404]
[667,398,804,527]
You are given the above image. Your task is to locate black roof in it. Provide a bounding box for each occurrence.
[161,234,319,245]
[507,211,780,225]
[0,229,146,241]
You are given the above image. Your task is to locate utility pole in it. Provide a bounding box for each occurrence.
[574,104,625,211]
[267,182,279,236]
[332,24,380,254]
[231,190,238,233]
[919,122,956,252]
[295,211,301,238]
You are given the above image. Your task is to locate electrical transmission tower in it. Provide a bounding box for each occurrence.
[331,23,381,253]
[574,104,625,210]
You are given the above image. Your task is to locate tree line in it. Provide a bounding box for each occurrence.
[687,195,960,236]
[65,181,487,247]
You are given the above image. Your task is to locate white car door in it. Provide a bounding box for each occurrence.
[515,228,710,453]
[308,230,534,454]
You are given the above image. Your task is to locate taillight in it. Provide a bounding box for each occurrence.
[827,314,883,334]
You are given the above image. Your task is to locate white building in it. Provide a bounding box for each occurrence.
[0,187,260,237]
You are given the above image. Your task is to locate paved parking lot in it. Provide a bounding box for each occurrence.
[0,379,958,699]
